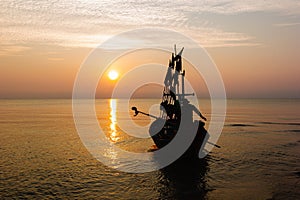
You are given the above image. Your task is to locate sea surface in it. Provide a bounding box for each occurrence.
[0,99,299,199]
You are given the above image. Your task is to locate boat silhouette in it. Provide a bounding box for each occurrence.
[132,45,219,160]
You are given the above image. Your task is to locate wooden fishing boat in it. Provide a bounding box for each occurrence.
[132,45,219,159]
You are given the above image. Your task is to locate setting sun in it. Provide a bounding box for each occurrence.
[108,70,119,80]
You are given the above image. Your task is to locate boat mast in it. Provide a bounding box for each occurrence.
[181,70,185,98]
[160,45,194,119]
[173,45,194,103]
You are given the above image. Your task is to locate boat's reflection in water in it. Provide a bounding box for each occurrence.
[157,157,210,199]
[107,99,210,198]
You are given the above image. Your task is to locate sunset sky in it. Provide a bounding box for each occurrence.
[1,0,299,98]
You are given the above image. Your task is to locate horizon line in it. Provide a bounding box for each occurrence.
[1,97,299,100]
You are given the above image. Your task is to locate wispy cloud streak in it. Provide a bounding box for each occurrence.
[0,0,299,50]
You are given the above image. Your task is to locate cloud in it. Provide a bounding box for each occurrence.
[0,44,31,56]
[185,0,300,15]
[273,22,300,27]
[0,0,298,50]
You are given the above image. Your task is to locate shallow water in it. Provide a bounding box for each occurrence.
[0,99,299,199]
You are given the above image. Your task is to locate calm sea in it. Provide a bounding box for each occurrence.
[0,99,299,199]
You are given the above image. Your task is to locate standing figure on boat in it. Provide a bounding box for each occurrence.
[181,99,207,125]
[164,59,174,87]
[171,71,179,93]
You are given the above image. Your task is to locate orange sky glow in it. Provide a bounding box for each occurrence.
[0,1,299,98]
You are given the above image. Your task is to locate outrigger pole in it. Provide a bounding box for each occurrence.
[207,141,221,148]
[131,107,158,119]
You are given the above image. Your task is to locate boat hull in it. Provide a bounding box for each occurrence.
[150,119,208,160]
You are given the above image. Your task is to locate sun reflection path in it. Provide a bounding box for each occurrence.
[109,99,120,142]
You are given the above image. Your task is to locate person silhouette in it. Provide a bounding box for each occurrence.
[164,60,174,87]
[181,99,207,125]
[171,71,179,93]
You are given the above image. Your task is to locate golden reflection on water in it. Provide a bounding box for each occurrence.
[109,99,120,142]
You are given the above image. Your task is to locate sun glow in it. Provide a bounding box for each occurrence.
[108,70,119,80]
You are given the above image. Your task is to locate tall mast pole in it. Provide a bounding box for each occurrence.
[182,70,185,97]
